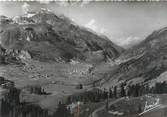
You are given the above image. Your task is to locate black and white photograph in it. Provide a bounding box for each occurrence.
[0,1,167,117]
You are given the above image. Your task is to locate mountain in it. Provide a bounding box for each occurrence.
[1,8,167,117]
[0,9,123,64]
[1,8,167,89]
[100,26,167,87]
[0,9,125,112]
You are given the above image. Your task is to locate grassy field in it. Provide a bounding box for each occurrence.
[0,59,95,112]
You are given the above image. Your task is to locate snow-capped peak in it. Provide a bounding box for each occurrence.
[40,8,52,13]
[26,13,35,18]
[23,11,36,18]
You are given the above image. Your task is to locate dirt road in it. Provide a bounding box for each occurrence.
[89,97,125,117]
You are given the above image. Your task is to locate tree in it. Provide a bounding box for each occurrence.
[76,84,83,89]
[54,101,71,117]
[113,86,117,98]
[79,84,83,89]
[109,88,113,98]
[120,83,126,97]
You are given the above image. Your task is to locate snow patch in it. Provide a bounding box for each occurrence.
[26,13,35,18]
[40,8,52,13]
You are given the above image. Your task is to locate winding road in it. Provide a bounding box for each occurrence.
[89,97,125,117]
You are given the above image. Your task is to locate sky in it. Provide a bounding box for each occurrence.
[1,1,167,48]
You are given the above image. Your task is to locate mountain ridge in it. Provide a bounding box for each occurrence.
[99,25,167,88]
[0,9,124,64]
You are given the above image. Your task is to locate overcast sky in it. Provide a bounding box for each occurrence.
[1,1,167,48]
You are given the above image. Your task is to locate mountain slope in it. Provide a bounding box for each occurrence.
[98,26,167,87]
[0,9,123,63]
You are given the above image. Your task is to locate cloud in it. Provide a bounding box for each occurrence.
[71,18,75,22]
[85,19,97,31]
[85,19,109,35]
[100,27,108,34]
[118,36,142,48]
[22,2,30,14]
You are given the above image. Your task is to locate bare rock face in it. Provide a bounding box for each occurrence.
[0,9,124,64]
